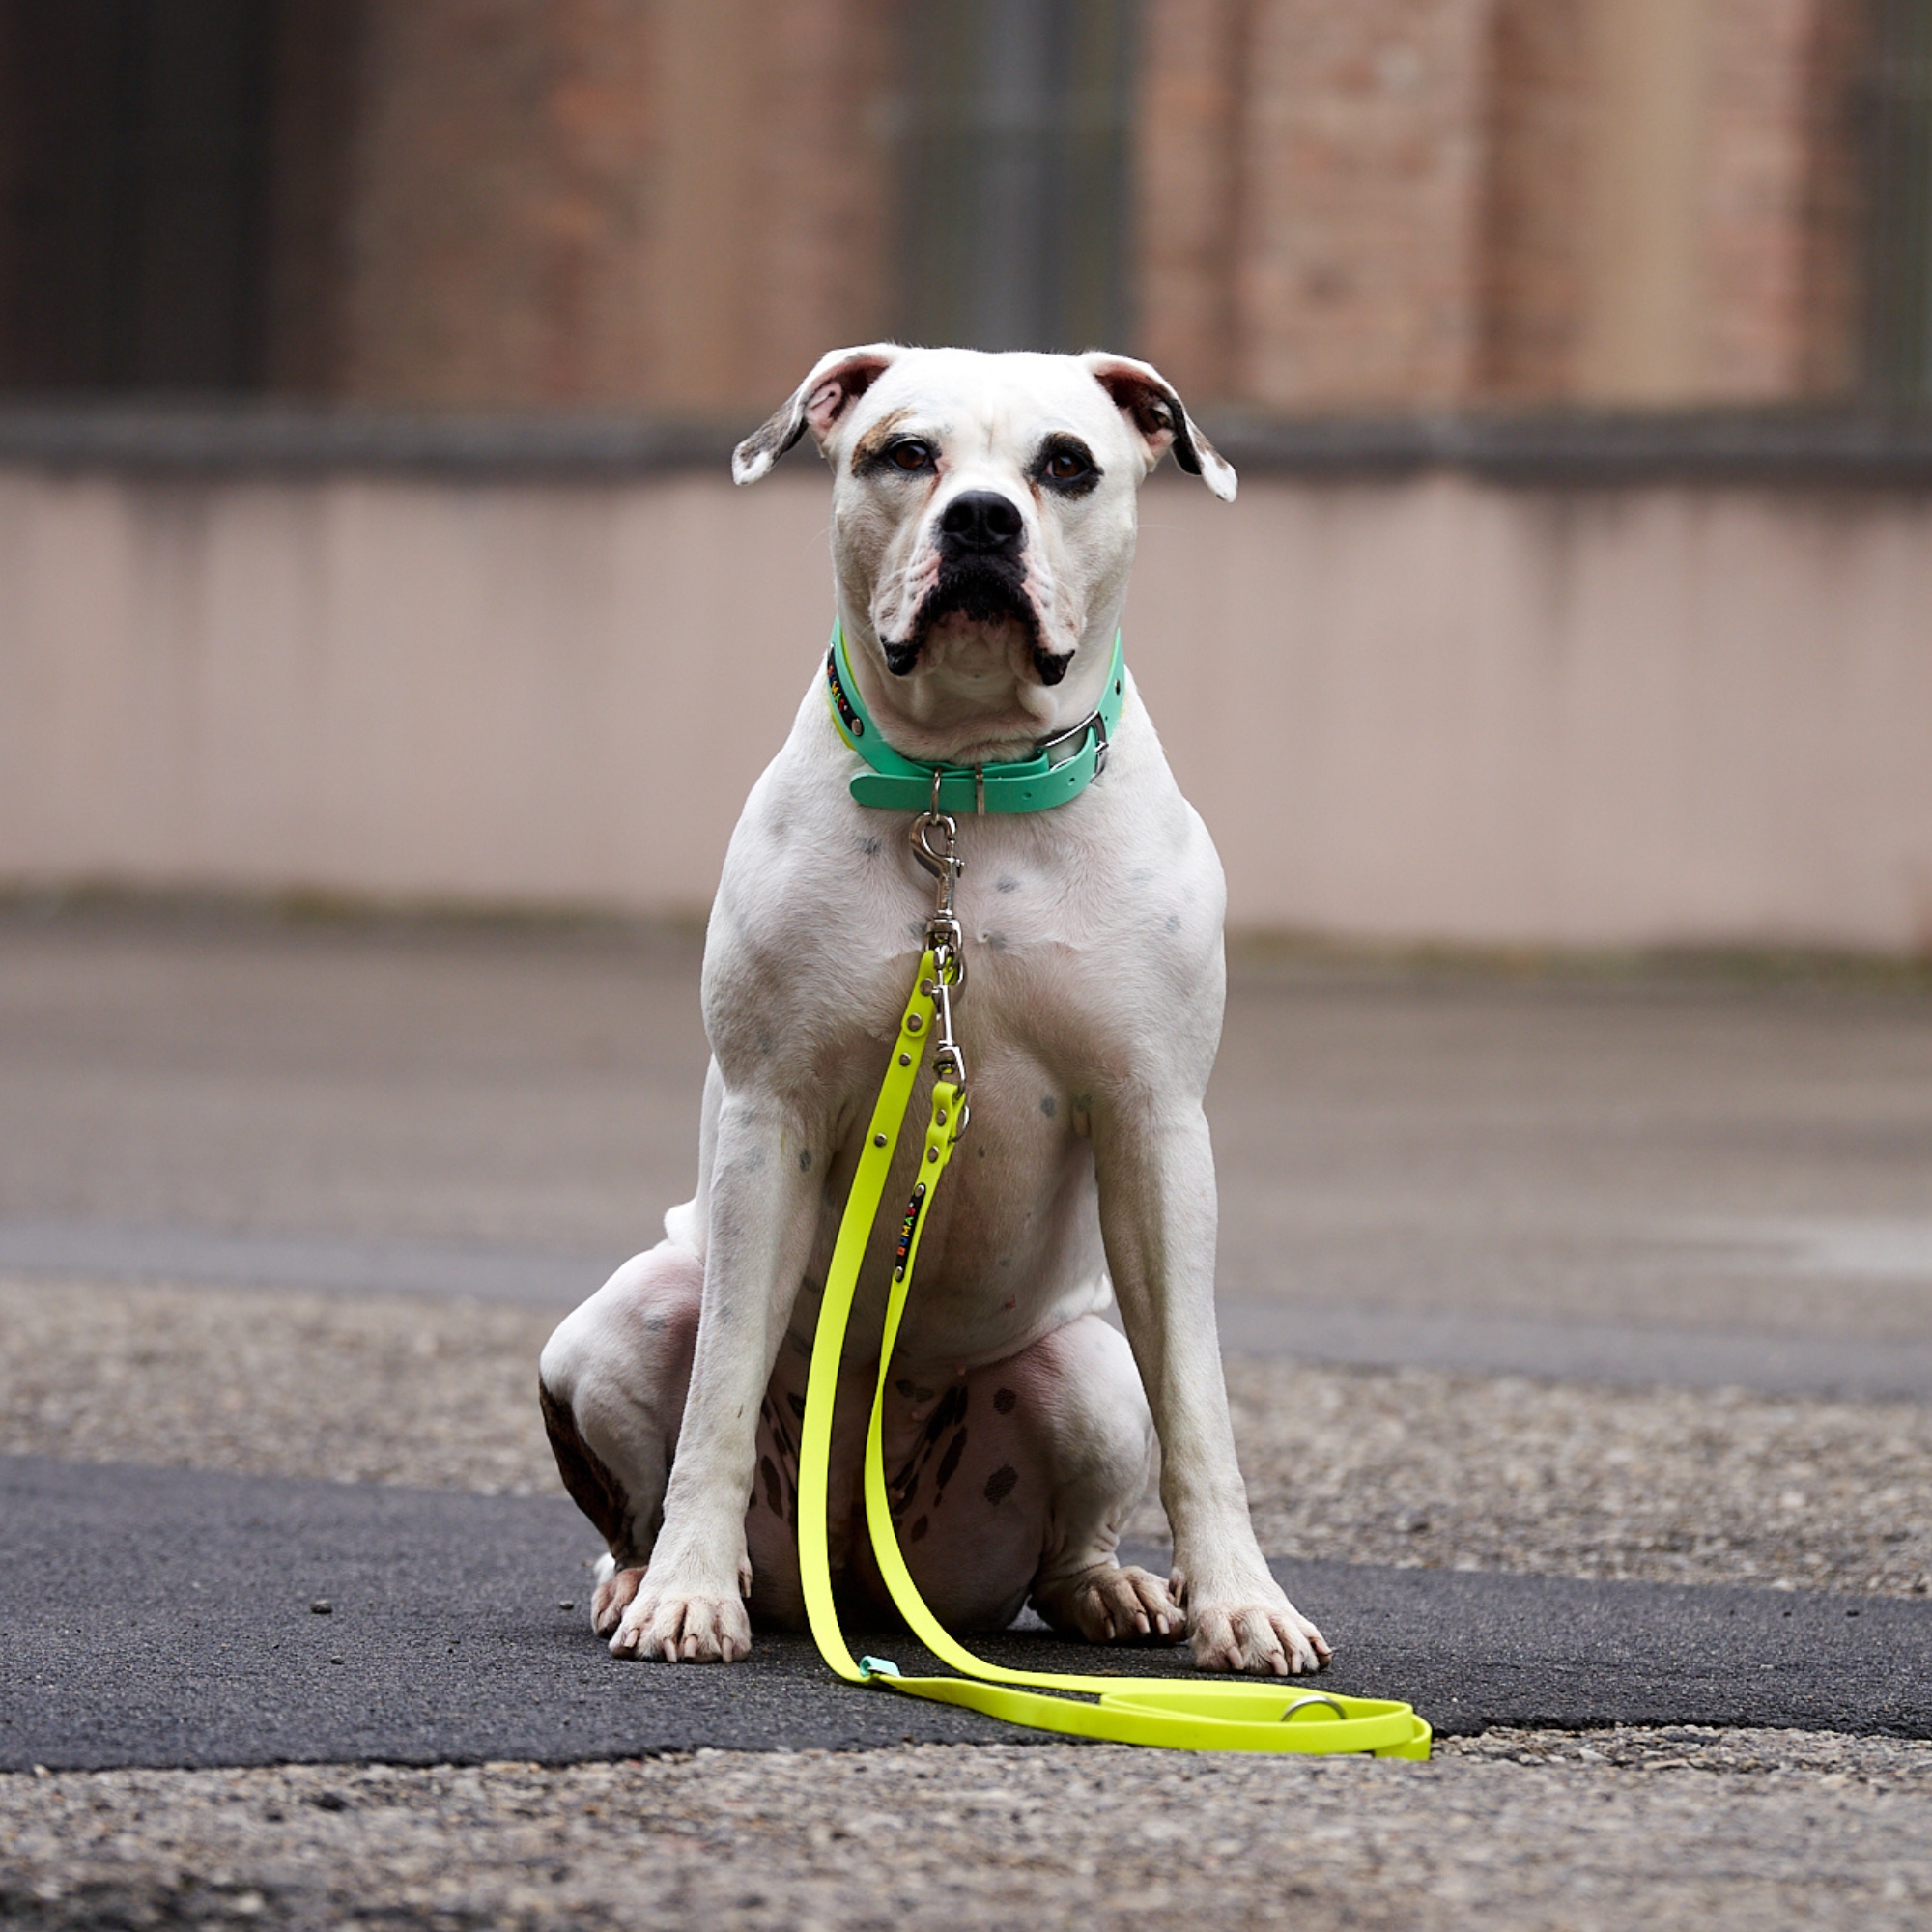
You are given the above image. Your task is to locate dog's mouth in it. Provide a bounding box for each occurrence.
[884,558,1069,687]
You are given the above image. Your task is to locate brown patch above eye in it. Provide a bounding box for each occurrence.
[852,410,913,467]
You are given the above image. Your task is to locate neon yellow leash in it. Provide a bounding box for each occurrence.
[793,789,1431,1758]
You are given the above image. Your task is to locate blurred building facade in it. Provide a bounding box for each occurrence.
[2,3,1930,952]
[2,0,1928,414]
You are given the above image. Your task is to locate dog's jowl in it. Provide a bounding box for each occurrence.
[538,346,1330,1676]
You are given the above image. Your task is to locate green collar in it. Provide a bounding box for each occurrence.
[825,622,1125,814]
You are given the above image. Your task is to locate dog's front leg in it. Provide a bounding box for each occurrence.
[609,1088,820,1663]
[1095,1098,1331,1675]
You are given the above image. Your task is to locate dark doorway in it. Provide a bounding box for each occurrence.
[898,0,1137,355]
[0,0,360,397]
[1867,0,1932,405]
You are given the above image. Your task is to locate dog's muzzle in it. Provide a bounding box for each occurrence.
[884,492,1069,684]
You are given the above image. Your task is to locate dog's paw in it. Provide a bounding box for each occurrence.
[1032,1563,1183,1645]
[610,1583,753,1663]
[590,1562,645,1638]
[1171,1565,1331,1675]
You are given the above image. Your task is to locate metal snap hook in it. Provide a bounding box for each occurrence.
[910,813,957,880]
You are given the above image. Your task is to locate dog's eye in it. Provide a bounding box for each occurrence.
[888,440,934,471]
[1041,447,1094,485]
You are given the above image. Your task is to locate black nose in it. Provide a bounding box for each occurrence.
[938,490,1025,555]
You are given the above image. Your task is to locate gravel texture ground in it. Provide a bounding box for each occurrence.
[6,1275,1929,1599]
[3,1729,1929,1931]
[1216,1357,1932,1598]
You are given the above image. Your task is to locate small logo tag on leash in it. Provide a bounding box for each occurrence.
[893,1181,927,1281]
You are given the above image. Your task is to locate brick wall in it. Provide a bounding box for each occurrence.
[1699,0,1873,400]
[114,0,1871,414]
[1236,0,1499,408]
[1478,0,1591,399]
[324,0,895,412]
[1133,0,1874,412]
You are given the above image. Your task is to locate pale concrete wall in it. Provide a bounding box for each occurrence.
[2,460,1928,950]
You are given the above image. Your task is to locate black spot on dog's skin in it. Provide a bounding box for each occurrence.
[860,836,883,858]
[994,1387,1018,1415]
[1040,1096,1057,1118]
[910,1515,930,1542]
[936,1429,968,1492]
[798,1149,812,1171]
[761,1455,783,1515]
[785,1391,807,1420]
[995,874,1021,894]
[895,1378,918,1398]
[923,1384,968,1443]
[540,1381,635,1556]
[1164,913,1181,933]
[984,1465,1019,1506]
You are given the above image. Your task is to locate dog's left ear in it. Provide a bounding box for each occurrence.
[732,343,905,485]
[1081,353,1236,501]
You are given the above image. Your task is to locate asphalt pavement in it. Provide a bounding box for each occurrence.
[5,1454,1927,1772]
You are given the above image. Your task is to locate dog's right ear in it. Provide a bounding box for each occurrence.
[732,344,905,484]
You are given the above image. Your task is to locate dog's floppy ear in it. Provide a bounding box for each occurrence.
[732,344,905,485]
[1081,352,1236,502]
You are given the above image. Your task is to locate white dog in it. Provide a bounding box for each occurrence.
[538,345,1330,1676]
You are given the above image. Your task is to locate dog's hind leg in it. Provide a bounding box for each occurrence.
[538,1241,702,1636]
[1019,1314,1181,1646]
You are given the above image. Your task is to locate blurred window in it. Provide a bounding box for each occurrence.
[1869,0,1932,404]
[0,0,274,395]
[899,0,1136,355]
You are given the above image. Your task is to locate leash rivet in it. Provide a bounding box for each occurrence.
[907,1014,923,1033]
[873,1133,888,1148]
[926,1146,938,1163]
[898,1053,911,1066]
[936,1108,948,1126]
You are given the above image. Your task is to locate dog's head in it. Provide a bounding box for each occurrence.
[734,346,1234,752]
